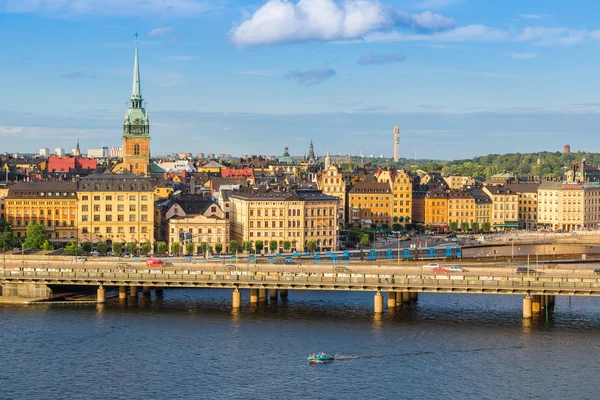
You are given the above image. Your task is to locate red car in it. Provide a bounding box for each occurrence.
[432,267,448,274]
[146,258,165,266]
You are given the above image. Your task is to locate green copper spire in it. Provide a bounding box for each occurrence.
[131,32,142,107]
[123,34,149,137]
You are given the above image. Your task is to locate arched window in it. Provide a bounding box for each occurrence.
[134,144,140,156]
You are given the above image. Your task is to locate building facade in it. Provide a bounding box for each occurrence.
[348,182,392,227]
[447,190,476,230]
[167,203,229,253]
[537,182,561,231]
[317,165,346,228]
[77,174,154,246]
[484,185,519,230]
[4,182,78,243]
[424,187,448,230]
[229,189,338,253]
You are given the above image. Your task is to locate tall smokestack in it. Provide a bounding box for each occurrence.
[393,125,400,162]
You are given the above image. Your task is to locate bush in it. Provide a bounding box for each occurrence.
[186,242,194,255]
[283,240,291,251]
[141,242,151,256]
[156,241,167,255]
[269,240,278,253]
[306,240,317,253]
[126,242,138,256]
[482,222,491,233]
[82,241,93,254]
[112,242,123,255]
[170,242,180,254]
[97,242,108,255]
[255,240,264,252]
[242,241,252,252]
[199,242,208,256]
[215,243,223,253]
[229,240,239,254]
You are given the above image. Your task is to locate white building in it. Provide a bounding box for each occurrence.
[55,148,65,157]
[111,147,123,158]
[39,148,50,157]
[157,160,197,173]
[87,147,109,159]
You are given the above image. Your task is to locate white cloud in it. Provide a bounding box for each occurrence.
[229,0,455,47]
[395,10,455,30]
[515,27,598,46]
[520,14,545,19]
[148,27,173,37]
[510,52,537,59]
[2,0,214,16]
[0,126,24,136]
[230,0,391,47]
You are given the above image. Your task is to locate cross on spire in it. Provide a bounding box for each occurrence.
[135,31,139,40]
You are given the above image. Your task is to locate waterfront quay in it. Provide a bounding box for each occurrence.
[2,255,600,319]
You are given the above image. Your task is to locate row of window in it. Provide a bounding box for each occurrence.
[81,214,149,222]
[10,209,75,215]
[248,230,335,238]
[82,226,148,234]
[81,195,149,201]
[82,205,148,212]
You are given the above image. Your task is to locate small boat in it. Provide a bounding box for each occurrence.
[308,353,335,363]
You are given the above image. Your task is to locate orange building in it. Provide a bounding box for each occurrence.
[348,182,393,227]
[424,187,448,230]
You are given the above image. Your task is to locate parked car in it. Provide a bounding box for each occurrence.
[90,251,100,257]
[593,268,600,275]
[516,267,536,275]
[71,257,87,263]
[146,258,165,266]
[448,265,465,272]
[423,263,440,268]
[447,233,456,238]
[335,266,350,273]
[107,251,116,256]
[432,267,448,274]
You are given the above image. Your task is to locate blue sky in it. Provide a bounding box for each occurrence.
[1,0,600,160]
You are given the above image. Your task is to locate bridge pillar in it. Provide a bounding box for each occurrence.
[97,286,106,304]
[259,288,267,302]
[143,286,151,296]
[250,289,259,304]
[387,291,396,308]
[280,289,288,299]
[130,286,138,297]
[531,295,541,314]
[232,288,241,309]
[410,292,418,301]
[119,286,127,300]
[155,287,164,296]
[270,289,278,300]
[523,296,532,319]
[548,295,555,307]
[402,292,411,303]
[374,292,383,313]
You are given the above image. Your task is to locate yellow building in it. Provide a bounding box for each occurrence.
[483,185,519,230]
[424,187,448,230]
[77,174,154,246]
[443,175,475,190]
[168,202,229,253]
[230,189,338,252]
[447,190,476,230]
[392,170,412,226]
[348,182,392,227]
[317,165,346,228]
[154,186,174,200]
[0,187,9,220]
[506,183,540,230]
[5,182,78,243]
[537,182,561,230]
[196,161,225,173]
[466,187,492,228]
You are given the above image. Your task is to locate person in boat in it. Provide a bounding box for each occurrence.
[312,353,316,358]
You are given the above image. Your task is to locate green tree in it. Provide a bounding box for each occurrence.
[171,242,180,255]
[427,224,434,231]
[242,241,252,252]
[97,242,108,255]
[126,242,138,256]
[306,240,317,253]
[370,223,377,229]
[215,243,223,253]
[81,241,93,254]
[41,240,53,251]
[482,222,491,233]
[141,242,151,256]
[112,242,123,255]
[255,240,264,253]
[199,242,208,256]
[360,234,370,247]
[229,240,239,254]
[22,222,49,250]
[460,222,470,232]
[0,218,17,250]
[186,242,194,255]
[381,224,389,230]
[283,240,291,251]
[156,241,167,255]
[269,240,278,253]
[471,222,479,232]
[448,222,458,232]
[65,241,81,255]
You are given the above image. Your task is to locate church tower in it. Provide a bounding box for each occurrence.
[122,34,150,175]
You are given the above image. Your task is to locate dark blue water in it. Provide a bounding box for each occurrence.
[2,290,600,400]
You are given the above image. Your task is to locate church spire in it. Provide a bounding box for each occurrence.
[307,139,315,161]
[131,32,142,108]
